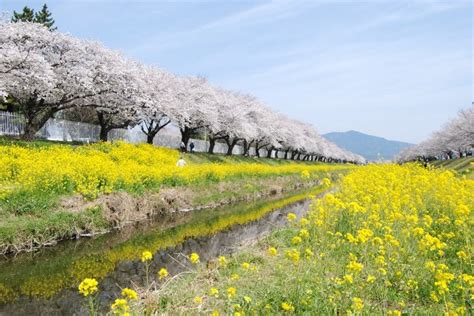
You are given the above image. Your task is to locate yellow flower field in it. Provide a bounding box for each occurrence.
[145,164,473,315]
[0,141,349,199]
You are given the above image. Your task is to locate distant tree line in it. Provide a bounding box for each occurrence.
[396,105,474,162]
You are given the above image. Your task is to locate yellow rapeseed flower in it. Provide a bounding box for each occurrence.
[111,298,129,315]
[268,246,278,256]
[456,251,468,260]
[299,217,309,226]
[285,249,300,263]
[158,268,168,280]
[291,236,302,245]
[209,287,219,297]
[121,288,137,300]
[346,260,363,273]
[218,256,227,266]
[343,274,354,284]
[301,170,310,179]
[367,275,376,283]
[227,287,236,299]
[322,177,331,186]
[189,253,200,264]
[299,229,310,239]
[281,301,295,312]
[287,213,297,222]
[141,251,153,262]
[78,278,98,297]
[351,297,364,311]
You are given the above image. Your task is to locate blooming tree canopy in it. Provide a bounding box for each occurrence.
[397,104,474,162]
[0,21,364,163]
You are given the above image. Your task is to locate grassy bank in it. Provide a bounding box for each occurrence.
[0,140,352,253]
[124,164,473,315]
[429,157,474,180]
[0,185,329,304]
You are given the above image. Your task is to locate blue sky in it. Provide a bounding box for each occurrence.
[2,0,472,143]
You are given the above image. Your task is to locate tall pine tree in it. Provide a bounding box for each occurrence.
[11,4,56,31]
[11,6,35,23]
[34,4,56,31]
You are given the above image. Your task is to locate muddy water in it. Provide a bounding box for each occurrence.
[0,188,318,315]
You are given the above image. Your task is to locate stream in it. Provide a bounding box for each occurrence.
[0,187,321,315]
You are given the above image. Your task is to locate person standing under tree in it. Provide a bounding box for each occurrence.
[189,142,195,153]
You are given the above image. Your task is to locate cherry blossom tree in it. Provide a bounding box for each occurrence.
[0,22,88,139]
[164,76,218,150]
[397,104,474,162]
[0,21,143,140]
[0,21,365,164]
[136,67,178,144]
[72,47,147,141]
[207,91,259,155]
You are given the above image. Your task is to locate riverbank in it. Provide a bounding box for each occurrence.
[128,164,472,315]
[429,156,474,179]
[0,185,327,313]
[0,141,352,254]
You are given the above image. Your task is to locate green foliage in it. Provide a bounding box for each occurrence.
[34,4,56,30]
[0,189,60,216]
[11,4,56,31]
[11,6,34,22]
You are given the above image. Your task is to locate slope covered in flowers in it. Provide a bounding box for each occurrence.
[0,141,348,200]
[0,141,351,254]
[143,164,473,315]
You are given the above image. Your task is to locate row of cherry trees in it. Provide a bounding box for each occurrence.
[396,105,474,162]
[0,21,364,163]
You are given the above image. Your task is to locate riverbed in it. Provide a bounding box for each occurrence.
[0,186,322,315]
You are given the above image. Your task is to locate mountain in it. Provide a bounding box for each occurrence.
[323,130,414,161]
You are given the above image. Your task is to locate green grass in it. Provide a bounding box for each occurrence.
[429,156,474,179]
[0,135,85,148]
[184,152,326,166]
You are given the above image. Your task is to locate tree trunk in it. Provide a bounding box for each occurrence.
[21,100,55,141]
[266,146,274,158]
[274,149,279,159]
[243,140,249,156]
[99,126,110,141]
[180,127,192,151]
[97,112,109,142]
[141,119,171,145]
[243,140,253,156]
[146,133,155,144]
[208,138,216,154]
[225,138,238,156]
[22,121,44,141]
[226,143,234,156]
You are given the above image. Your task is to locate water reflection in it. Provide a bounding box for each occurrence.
[0,187,320,315]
